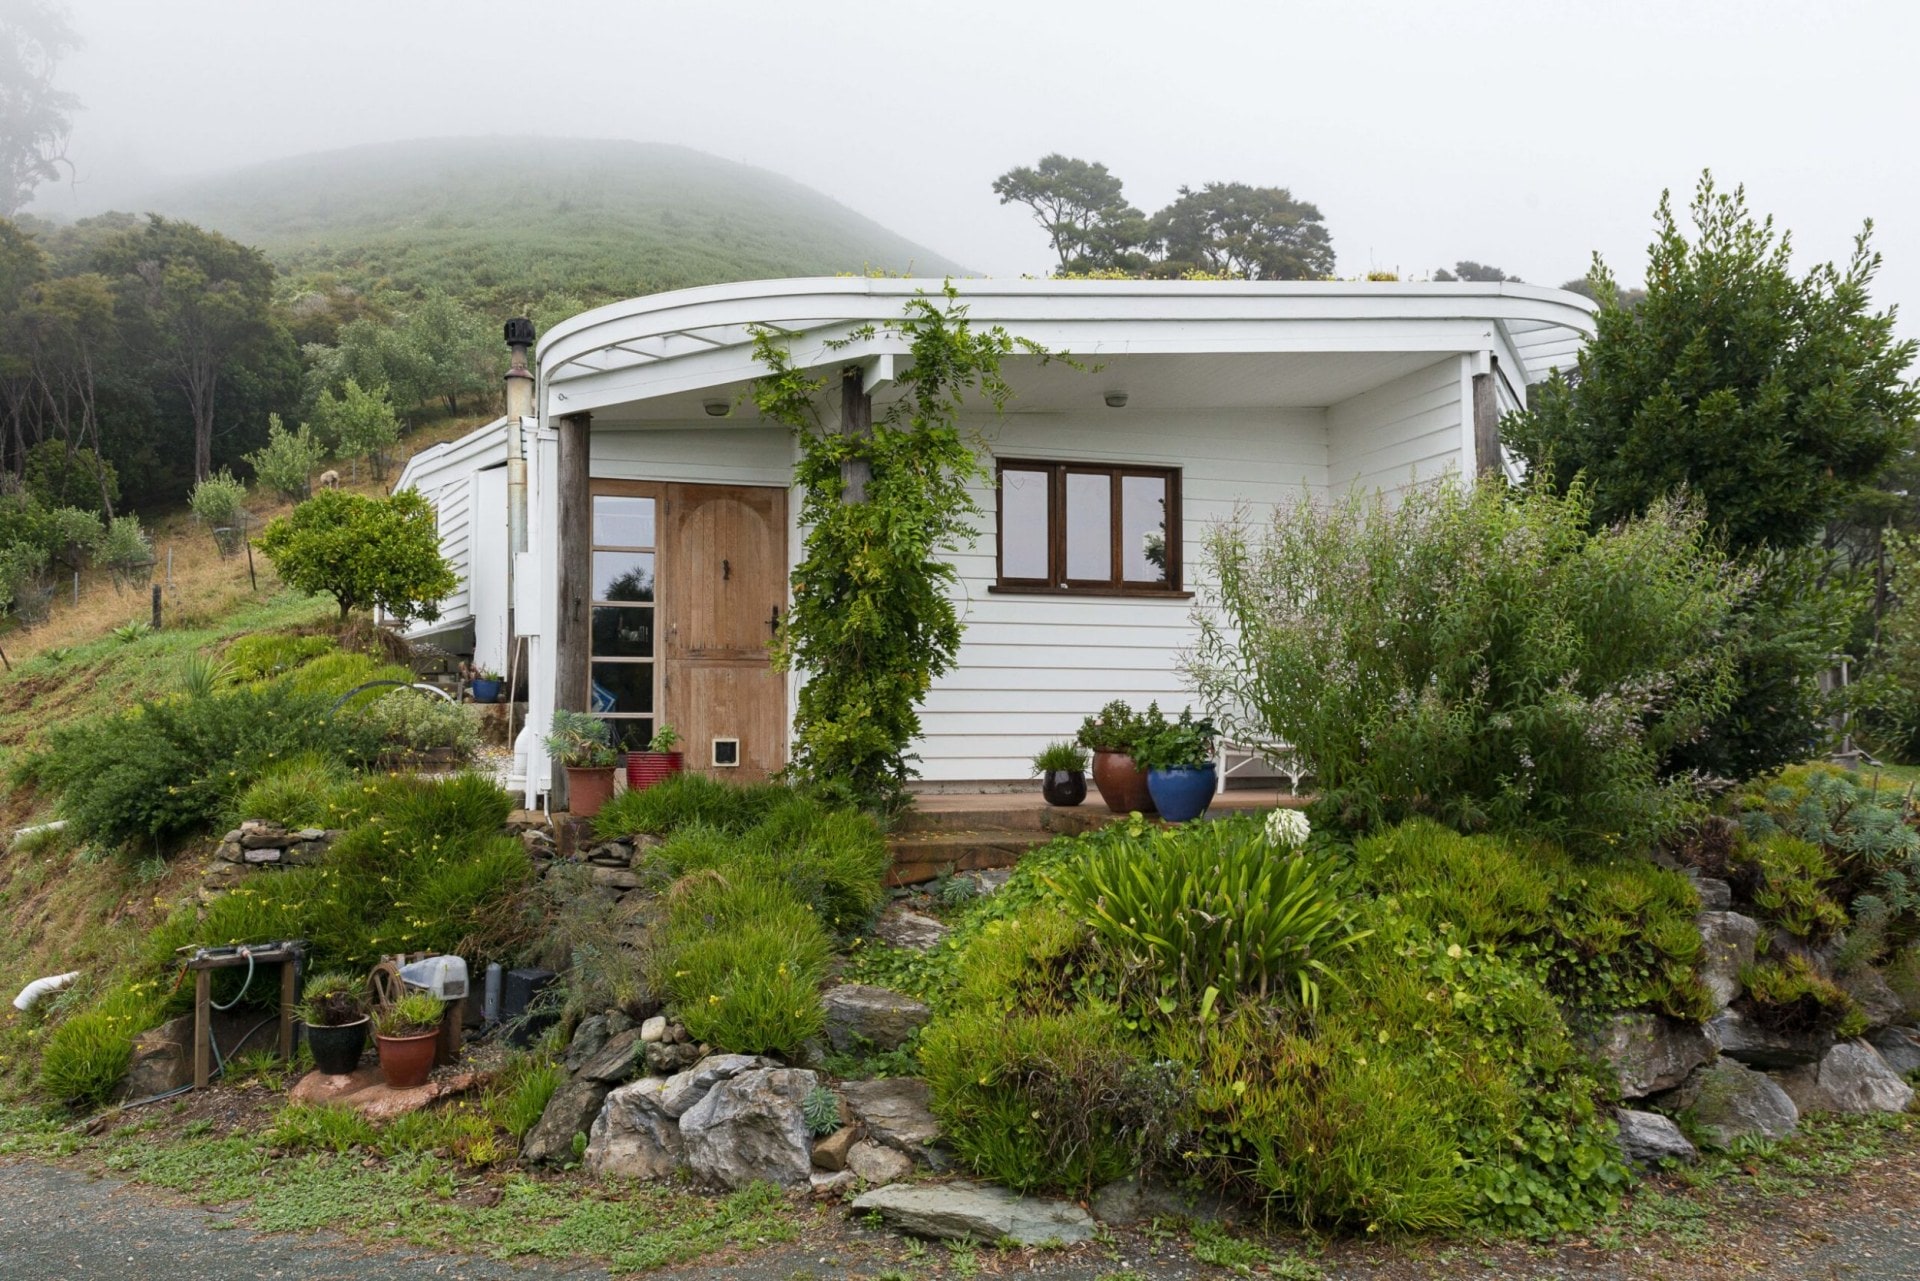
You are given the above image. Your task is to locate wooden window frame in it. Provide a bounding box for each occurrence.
[588,479,662,749]
[991,459,1187,597]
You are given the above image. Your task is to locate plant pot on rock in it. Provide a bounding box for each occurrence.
[469,668,504,704]
[373,991,445,1089]
[545,709,618,817]
[1032,741,1088,807]
[1076,699,1158,814]
[298,971,369,1076]
[1139,709,1219,824]
[626,723,685,792]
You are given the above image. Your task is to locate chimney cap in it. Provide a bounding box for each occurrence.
[503,317,536,348]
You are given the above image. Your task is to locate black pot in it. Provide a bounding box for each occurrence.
[305,1017,370,1075]
[1041,769,1088,807]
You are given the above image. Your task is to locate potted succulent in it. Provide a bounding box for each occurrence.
[469,667,504,704]
[545,708,618,817]
[626,723,685,792]
[373,990,446,1089]
[1032,741,1089,807]
[1075,700,1158,814]
[1137,708,1219,823]
[297,971,369,1076]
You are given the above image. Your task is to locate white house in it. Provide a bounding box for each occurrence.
[392,278,1595,808]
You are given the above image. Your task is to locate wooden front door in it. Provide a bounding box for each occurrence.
[660,483,789,781]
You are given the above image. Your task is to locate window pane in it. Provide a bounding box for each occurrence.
[607,718,654,752]
[1065,472,1112,581]
[1000,468,1051,579]
[590,662,655,716]
[1122,475,1171,584]
[593,496,655,547]
[591,605,654,658]
[593,551,655,602]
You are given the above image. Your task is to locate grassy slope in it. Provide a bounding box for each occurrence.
[137,137,968,309]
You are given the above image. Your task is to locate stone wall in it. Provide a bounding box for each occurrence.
[197,820,344,902]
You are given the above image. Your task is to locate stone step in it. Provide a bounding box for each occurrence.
[885,829,1057,886]
[892,803,1120,836]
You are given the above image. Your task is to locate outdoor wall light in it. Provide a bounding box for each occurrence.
[1104,391,1129,409]
[702,399,731,417]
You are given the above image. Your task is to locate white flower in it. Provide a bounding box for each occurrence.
[1265,807,1311,851]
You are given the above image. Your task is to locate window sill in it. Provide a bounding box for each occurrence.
[988,583,1193,600]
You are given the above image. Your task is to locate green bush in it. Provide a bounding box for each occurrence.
[230,751,358,828]
[244,413,326,501]
[494,1056,566,1140]
[188,469,248,529]
[256,488,455,623]
[652,875,832,1057]
[1190,477,1744,853]
[38,985,166,1107]
[348,689,479,757]
[1734,832,1850,943]
[225,632,336,680]
[1737,764,1920,948]
[593,772,790,838]
[1741,955,1865,1037]
[272,650,414,700]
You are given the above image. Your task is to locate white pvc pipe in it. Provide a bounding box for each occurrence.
[13,970,79,1011]
[11,819,67,846]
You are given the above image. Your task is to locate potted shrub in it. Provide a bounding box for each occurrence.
[1032,741,1089,808]
[545,708,617,817]
[373,990,445,1089]
[469,667,504,704]
[297,971,369,1076]
[1138,709,1219,823]
[1076,700,1158,814]
[626,723,685,792]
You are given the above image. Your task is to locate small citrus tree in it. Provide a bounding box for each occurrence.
[256,489,454,623]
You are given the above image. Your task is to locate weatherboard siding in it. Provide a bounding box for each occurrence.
[1326,357,1466,496]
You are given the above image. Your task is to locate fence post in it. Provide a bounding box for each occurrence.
[151,583,162,631]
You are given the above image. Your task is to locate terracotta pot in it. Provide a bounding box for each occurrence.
[374,1030,440,1089]
[626,750,685,792]
[1041,769,1087,807]
[1090,750,1156,814]
[564,765,616,817]
[305,1017,369,1076]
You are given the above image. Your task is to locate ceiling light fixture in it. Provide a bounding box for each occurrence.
[1104,391,1129,409]
[702,399,731,418]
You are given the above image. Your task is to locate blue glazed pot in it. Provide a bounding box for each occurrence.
[470,678,503,704]
[1147,764,1217,823]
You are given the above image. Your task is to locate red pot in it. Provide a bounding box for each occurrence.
[626,751,685,792]
[374,1030,440,1089]
[565,765,616,817]
[1090,750,1156,814]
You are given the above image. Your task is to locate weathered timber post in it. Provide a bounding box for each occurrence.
[151,583,162,631]
[553,411,594,810]
[1472,357,1502,479]
[840,368,872,502]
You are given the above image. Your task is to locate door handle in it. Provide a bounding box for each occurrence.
[768,605,781,636]
[722,558,730,582]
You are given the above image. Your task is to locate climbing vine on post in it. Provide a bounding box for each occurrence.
[752,284,1038,809]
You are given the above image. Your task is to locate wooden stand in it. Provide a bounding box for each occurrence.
[183,941,305,1090]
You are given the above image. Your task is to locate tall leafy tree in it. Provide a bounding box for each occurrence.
[0,0,79,217]
[993,154,1148,274]
[400,291,494,414]
[1150,182,1335,280]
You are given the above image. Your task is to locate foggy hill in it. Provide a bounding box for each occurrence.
[136,137,968,308]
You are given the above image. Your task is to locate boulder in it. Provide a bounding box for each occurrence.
[241,846,283,864]
[576,1029,644,1084]
[874,909,949,952]
[238,820,289,849]
[520,1076,611,1165]
[563,1015,610,1072]
[118,1014,194,1100]
[645,1040,705,1074]
[812,1125,858,1172]
[590,866,642,890]
[1614,1109,1697,1167]
[1776,1040,1915,1115]
[1090,1175,1243,1226]
[640,1015,669,1044]
[1868,1025,1920,1077]
[1708,1008,1833,1070]
[1592,1013,1713,1098]
[1840,968,1906,1032]
[679,1067,817,1190]
[657,1054,769,1118]
[821,985,932,1053]
[847,1139,913,1185]
[811,1169,858,1196]
[1690,875,1734,912]
[1696,912,1761,1010]
[1657,1059,1798,1148]
[840,1077,942,1163]
[584,1076,683,1180]
[852,1180,1096,1246]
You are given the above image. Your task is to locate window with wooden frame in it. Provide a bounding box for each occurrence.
[993,460,1183,595]
[588,483,659,751]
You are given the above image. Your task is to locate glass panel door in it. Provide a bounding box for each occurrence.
[590,491,658,751]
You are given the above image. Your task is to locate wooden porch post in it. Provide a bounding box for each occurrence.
[840,369,872,502]
[554,411,593,810]
[1472,358,1502,479]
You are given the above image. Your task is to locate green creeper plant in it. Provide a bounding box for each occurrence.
[255,488,455,622]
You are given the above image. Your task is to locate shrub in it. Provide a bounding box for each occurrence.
[349,689,478,757]
[225,632,337,680]
[1190,477,1746,853]
[1741,955,1864,1036]
[244,413,326,501]
[593,772,790,838]
[256,488,455,623]
[652,875,833,1058]
[38,985,165,1107]
[230,751,358,829]
[644,798,889,936]
[0,540,50,621]
[274,650,414,700]
[1736,764,1920,947]
[1733,832,1851,943]
[44,506,102,568]
[99,514,153,583]
[22,440,119,515]
[189,468,248,529]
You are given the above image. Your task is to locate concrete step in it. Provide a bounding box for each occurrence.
[885,828,1059,886]
[892,803,1121,836]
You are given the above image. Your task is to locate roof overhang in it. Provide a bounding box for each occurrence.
[535,278,1597,422]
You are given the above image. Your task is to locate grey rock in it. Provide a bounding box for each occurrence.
[657,1054,769,1118]
[969,869,1013,896]
[645,1039,704,1074]
[874,909,949,952]
[118,1014,194,1100]
[1709,1008,1834,1070]
[590,866,642,890]
[847,1139,913,1185]
[1089,1175,1243,1226]
[576,1029,644,1084]
[1690,875,1733,912]
[821,984,932,1054]
[679,1067,817,1190]
[1658,1059,1799,1148]
[604,1010,634,1037]
[840,1077,942,1162]
[811,1168,859,1196]
[520,1076,611,1165]
[1592,1013,1714,1098]
[214,841,245,864]
[238,821,289,849]
[283,840,329,866]
[586,842,633,867]
[1696,912,1761,1009]
[852,1180,1096,1245]
[1776,1040,1916,1115]
[292,828,327,842]
[639,1015,668,1044]
[1869,1025,1920,1076]
[1614,1109,1697,1167]
[584,1076,684,1180]
[812,1125,858,1172]
[563,1015,610,1072]
[1840,968,1906,1031]
[241,847,283,864]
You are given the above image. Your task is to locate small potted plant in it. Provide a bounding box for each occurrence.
[469,667,504,704]
[1076,699,1157,814]
[297,971,369,1076]
[1032,741,1089,807]
[373,990,445,1089]
[544,708,617,817]
[1137,708,1219,823]
[626,723,685,792]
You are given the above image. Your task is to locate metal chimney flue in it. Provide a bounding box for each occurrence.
[503,317,536,422]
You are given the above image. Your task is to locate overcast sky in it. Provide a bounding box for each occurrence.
[34,0,1920,335]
